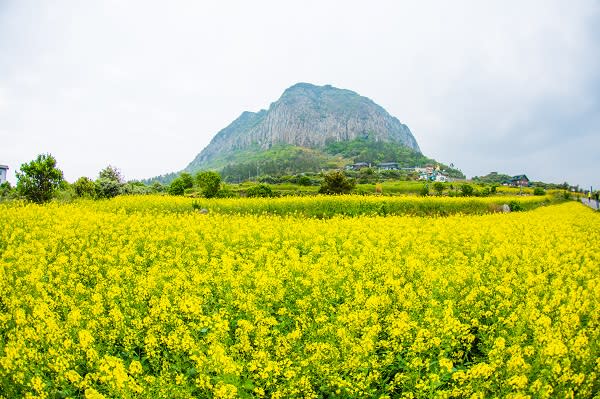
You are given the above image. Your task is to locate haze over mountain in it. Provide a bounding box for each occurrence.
[183,83,423,175]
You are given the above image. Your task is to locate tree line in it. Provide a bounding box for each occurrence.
[1,153,582,204]
[1,154,225,203]
[1,154,360,203]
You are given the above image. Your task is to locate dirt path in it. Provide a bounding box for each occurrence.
[581,198,599,210]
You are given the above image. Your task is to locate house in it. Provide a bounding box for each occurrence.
[0,165,7,184]
[510,175,530,187]
[417,165,449,182]
[377,162,399,170]
[345,162,370,171]
[435,173,448,183]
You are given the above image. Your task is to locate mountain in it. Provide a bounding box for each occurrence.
[142,83,465,184]
[184,83,421,173]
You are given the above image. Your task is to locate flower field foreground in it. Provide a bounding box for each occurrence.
[93,194,554,217]
[0,200,598,398]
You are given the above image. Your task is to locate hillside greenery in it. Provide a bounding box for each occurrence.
[217,145,340,183]
[324,135,428,166]
[146,137,465,185]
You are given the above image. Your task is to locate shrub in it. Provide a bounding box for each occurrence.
[95,178,122,199]
[95,166,124,199]
[476,187,490,197]
[150,182,164,193]
[0,182,15,199]
[533,187,546,196]
[319,171,355,195]
[433,182,444,196]
[246,184,275,198]
[460,184,474,197]
[508,200,523,212]
[298,176,312,186]
[73,177,96,198]
[215,186,237,198]
[168,178,187,196]
[120,182,152,196]
[419,184,430,197]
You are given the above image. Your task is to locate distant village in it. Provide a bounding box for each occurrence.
[1,161,531,188]
[1,161,581,191]
[345,162,531,187]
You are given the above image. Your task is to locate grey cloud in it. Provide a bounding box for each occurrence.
[0,0,598,188]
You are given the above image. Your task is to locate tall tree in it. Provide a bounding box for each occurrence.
[95,165,124,199]
[196,171,222,198]
[98,165,123,183]
[16,154,64,203]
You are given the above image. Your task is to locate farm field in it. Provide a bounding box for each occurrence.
[90,194,555,218]
[0,198,598,398]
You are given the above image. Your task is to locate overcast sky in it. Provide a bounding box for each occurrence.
[1,0,599,187]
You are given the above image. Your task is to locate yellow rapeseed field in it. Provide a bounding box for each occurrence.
[0,198,598,398]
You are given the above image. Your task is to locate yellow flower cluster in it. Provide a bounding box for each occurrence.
[98,193,552,217]
[0,199,598,397]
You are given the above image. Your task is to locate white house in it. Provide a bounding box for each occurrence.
[0,165,7,184]
[435,174,448,183]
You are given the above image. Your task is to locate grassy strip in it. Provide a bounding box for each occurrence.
[85,194,562,217]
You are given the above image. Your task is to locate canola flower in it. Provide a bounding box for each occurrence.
[0,198,598,398]
[92,193,553,217]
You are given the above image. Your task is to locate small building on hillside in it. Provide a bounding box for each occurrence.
[345,162,370,171]
[509,175,530,187]
[435,173,448,183]
[418,169,449,182]
[377,162,399,170]
[0,165,8,184]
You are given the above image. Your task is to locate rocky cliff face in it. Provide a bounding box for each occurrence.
[186,83,421,171]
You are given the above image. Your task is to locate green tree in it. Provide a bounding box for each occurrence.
[121,181,151,195]
[196,171,222,198]
[0,181,15,199]
[168,178,187,196]
[460,184,474,197]
[298,175,312,186]
[150,181,164,193]
[95,166,124,199]
[246,184,275,198]
[73,177,96,198]
[318,171,355,195]
[16,154,64,203]
[180,173,194,190]
[433,182,444,196]
[98,165,123,183]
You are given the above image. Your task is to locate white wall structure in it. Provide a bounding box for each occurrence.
[0,165,8,184]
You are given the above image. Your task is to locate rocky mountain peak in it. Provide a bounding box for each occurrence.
[185,83,421,172]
